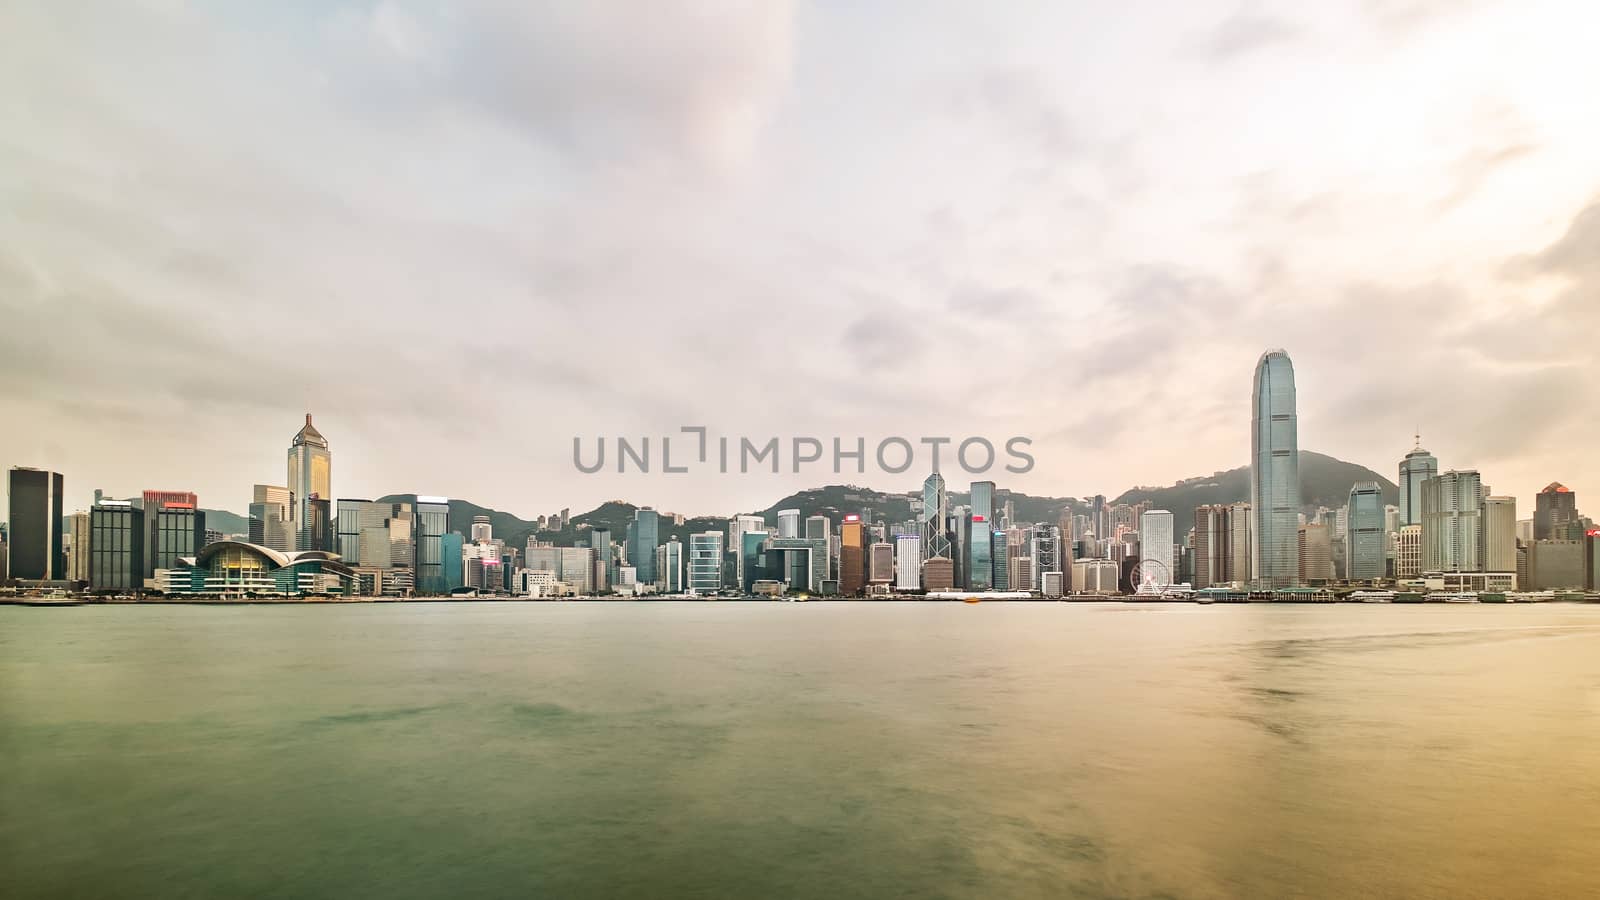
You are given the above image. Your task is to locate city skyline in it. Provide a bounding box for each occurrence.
[3,2,1599,518]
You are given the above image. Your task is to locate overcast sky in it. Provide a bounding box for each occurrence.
[3,0,1598,521]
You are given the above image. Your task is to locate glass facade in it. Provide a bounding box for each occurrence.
[1345,482,1386,581]
[968,482,994,591]
[7,468,64,580]
[840,518,866,595]
[1398,445,1438,527]
[688,532,724,594]
[415,499,449,594]
[149,506,205,581]
[627,508,659,586]
[441,532,465,591]
[90,503,144,591]
[287,414,331,551]
[1251,350,1300,588]
[921,473,950,561]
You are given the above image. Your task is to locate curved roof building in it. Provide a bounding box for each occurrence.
[163,540,354,597]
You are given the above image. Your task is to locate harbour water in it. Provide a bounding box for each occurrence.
[3,602,1598,899]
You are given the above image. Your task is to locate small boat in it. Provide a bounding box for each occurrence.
[1352,590,1395,603]
[963,596,981,604]
[1430,592,1480,603]
[1196,596,1215,605]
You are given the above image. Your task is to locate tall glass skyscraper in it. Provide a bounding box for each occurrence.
[1345,482,1386,581]
[628,507,660,586]
[968,481,994,591]
[415,497,449,594]
[287,414,331,551]
[6,467,65,580]
[1398,438,1438,527]
[1251,350,1301,588]
[921,472,950,561]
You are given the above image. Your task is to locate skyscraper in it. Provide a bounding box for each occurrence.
[840,514,867,595]
[6,467,65,580]
[65,511,90,583]
[1534,483,1579,541]
[655,538,683,593]
[1228,501,1252,585]
[805,515,831,579]
[921,472,950,561]
[868,542,894,585]
[250,485,296,551]
[415,497,449,594]
[89,500,144,591]
[286,414,331,551]
[628,507,660,586]
[148,502,205,588]
[1193,505,1229,589]
[1398,437,1438,527]
[777,509,801,539]
[1345,482,1385,582]
[1298,524,1333,585]
[1421,470,1483,573]
[1482,496,1518,574]
[894,533,921,591]
[688,532,724,595]
[968,481,994,592]
[1138,509,1175,588]
[1251,350,1300,588]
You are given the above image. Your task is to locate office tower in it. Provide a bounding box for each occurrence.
[1251,350,1300,587]
[1193,505,1228,589]
[286,414,331,550]
[1091,494,1107,540]
[1535,483,1579,540]
[805,515,831,578]
[414,497,449,594]
[840,514,867,595]
[868,543,894,585]
[1010,555,1036,593]
[1517,519,1535,543]
[1398,436,1438,527]
[967,481,995,591]
[1227,501,1252,585]
[305,498,331,552]
[1384,505,1400,535]
[148,502,205,588]
[471,515,493,543]
[1526,540,1584,590]
[1482,496,1518,575]
[740,531,769,592]
[1138,510,1175,588]
[1587,532,1600,590]
[1345,482,1385,582]
[992,532,1010,591]
[589,528,614,591]
[1421,470,1483,573]
[778,509,801,539]
[1396,525,1423,578]
[89,500,144,591]
[65,511,90,582]
[250,485,296,551]
[894,534,922,590]
[655,538,683,593]
[921,556,954,591]
[1029,525,1061,592]
[442,532,464,591]
[688,532,724,594]
[950,506,970,588]
[627,507,660,586]
[921,472,951,561]
[1298,524,1333,584]
[6,468,65,580]
[559,547,595,593]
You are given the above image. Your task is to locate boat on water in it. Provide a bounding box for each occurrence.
[962,596,981,604]
[1392,592,1425,604]
[1430,592,1480,603]
[20,598,85,607]
[1508,591,1555,603]
[1351,590,1395,603]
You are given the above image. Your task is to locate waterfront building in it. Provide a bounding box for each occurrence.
[729,515,766,585]
[148,502,206,589]
[250,485,296,552]
[688,532,724,595]
[1251,350,1301,587]
[1138,510,1175,588]
[1525,539,1585,590]
[921,472,951,561]
[442,532,464,590]
[89,501,144,591]
[1421,470,1483,573]
[805,515,831,575]
[1534,483,1580,540]
[1041,571,1065,598]
[7,467,65,580]
[894,534,921,590]
[415,497,449,594]
[1193,505,1229,589]
[840,514,867,595]
[967,482,995,591]
[286,414,331,551]
[1298,524,1333,585]
[1072,558,1119,593]
[655,538,683,593]
[1482,496,1518,576]
[778,509,801,539]
[560,547,595,593]
[868,543,894,585]
[1029,525,1061,592]
[921,556,954,591]
[1228,501,1252,584]
[1396,525,1423,578]
[1398,437,1438,527]
[1009,555,1036,593]
[1587,532,1600,590]
[627,507,660,585]
[1345,482,1386,582]
[992,532,1010,591]
[66,511,90,583]
[589,528,614,591]
[163,541,354,597]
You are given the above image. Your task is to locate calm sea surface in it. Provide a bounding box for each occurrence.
[3,602,1599,899]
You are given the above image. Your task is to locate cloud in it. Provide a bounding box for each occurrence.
[1194,11,1301,61]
